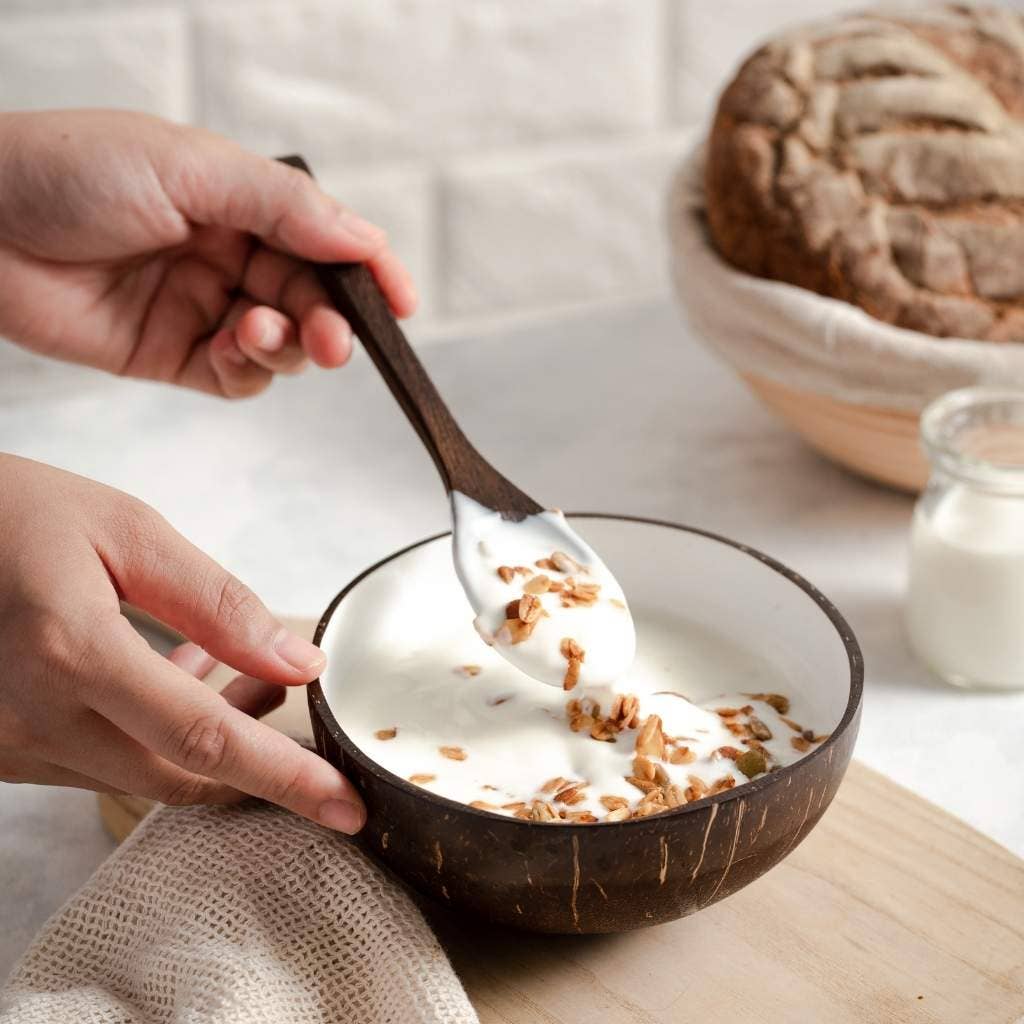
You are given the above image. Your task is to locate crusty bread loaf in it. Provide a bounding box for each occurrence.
[706,5,1024,342]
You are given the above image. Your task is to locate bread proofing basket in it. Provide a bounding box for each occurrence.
[668,144,1024,492]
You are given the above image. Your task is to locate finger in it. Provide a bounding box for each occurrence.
[367,246,418,319]
[91,628,365,833]
[220,674,287,719]
[96,505,325,685]
[169,138,386,264]
[206,296,274,399]
[167,641,218,680]
[243,248,353,368]
[40,709,243,807]
[172,294,273,399]
[297,305,353,369]
[0,753,121,795]
[234,306,308,374]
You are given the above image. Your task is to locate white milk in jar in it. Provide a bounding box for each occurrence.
[906,389,1024,690]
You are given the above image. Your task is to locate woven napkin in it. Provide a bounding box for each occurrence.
[0,801,478,1024]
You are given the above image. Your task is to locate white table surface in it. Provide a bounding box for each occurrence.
[2,298,1022,981]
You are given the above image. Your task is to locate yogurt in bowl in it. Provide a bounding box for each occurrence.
[309,515,862,933]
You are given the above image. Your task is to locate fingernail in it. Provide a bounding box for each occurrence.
[338,208,386,244]
[318,799,365,835]
[257,321,286,353]
[274,629,326,674]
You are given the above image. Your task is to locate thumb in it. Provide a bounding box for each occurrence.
[167,130,386,262]
[97,499,324,684]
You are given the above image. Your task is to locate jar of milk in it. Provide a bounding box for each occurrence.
[907,388,1024,690]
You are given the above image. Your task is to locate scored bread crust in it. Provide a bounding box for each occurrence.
[705,4,1024,343]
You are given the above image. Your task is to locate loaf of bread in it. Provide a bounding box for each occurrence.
[705,5,1024,342]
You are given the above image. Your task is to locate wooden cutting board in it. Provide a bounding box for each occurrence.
[100,615,1024,1024]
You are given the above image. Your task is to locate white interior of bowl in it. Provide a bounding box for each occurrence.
[320,518,853,739]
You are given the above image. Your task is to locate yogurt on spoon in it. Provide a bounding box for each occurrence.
[452,494,636,688]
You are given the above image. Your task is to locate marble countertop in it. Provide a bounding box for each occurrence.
[2,298,1021,980]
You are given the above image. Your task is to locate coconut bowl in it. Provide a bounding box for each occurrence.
[308,514,862,934]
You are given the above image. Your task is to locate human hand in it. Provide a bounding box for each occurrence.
[0,109,416,397]
[0,454,365,833]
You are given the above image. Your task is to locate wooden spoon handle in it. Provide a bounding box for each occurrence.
[279,155,541,516]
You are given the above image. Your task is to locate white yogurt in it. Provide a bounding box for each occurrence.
[451,493,636,688]
[907,484,1024,689]
[327,540,824,821]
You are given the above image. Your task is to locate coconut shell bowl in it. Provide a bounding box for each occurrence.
[308,514,862,935]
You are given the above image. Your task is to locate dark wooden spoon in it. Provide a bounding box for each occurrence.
[278,156,636,688]
[279,154,541,521]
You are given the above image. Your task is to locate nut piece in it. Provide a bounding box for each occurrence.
[518,593,543,623]
[530,799,559,822]
[600,795,629,811]
[560,578,601,607]
[497,617,538,645]
[523,574,552,595]
[745,692,791,715]
[554,784,587,805]
[408,773,436,784]
[685,775,709,801]
[551,550,582,574]
[605,806,631,822]
[497,566,516,583]
[665,784,688,808]
[439,745,467,761]
[635,714,666,759]
[626,775,659,794]
[559,637,586,662]
[747,715,773,741]
[669,745,696,765]
[708,776,737,795]
[469,800,500,810]
[540,776,569,794]
[563,657,582,691]
[454,664,482,678]
[609,693,640,730]
[374,727,398,741]
[791,736,812,752]
[713,746,742,761]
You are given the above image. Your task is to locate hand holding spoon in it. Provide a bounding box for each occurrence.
[282,156,635,689]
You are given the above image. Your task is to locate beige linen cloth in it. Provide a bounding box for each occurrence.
[0,801,478,1024]
[669,144,1024,411]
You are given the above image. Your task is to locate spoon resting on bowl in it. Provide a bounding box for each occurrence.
[281,156,635,690]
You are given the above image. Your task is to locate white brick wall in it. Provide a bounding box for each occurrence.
[1,0,953,336]
[0,7,189,120]
[444,134,691,317]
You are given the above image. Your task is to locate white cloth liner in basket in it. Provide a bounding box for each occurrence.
[668,144,1024,412]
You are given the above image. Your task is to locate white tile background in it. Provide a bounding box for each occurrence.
[0,0,885,339]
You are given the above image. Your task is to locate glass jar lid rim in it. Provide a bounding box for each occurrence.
[921,386,1024,488]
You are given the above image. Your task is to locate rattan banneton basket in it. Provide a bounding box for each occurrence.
[669,148,1024,494]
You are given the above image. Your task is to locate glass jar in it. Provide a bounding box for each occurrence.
[906,388,1024,690]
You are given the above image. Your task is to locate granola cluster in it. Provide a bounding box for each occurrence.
[382,683,829,824]
[491,549,623,690]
